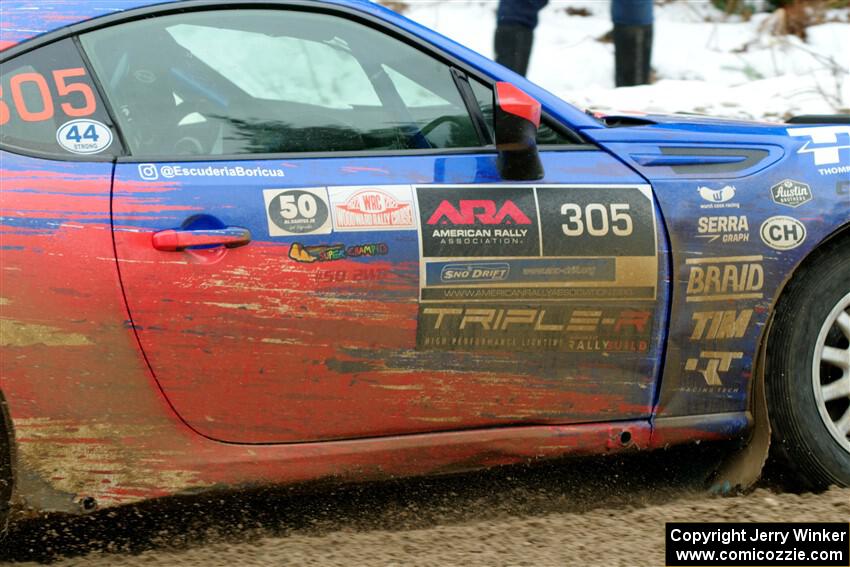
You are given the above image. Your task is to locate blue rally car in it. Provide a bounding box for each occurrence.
[0,0,848,520]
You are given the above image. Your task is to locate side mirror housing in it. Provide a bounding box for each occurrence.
[494,82,544,181]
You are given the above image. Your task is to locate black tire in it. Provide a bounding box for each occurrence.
[766,237,850,489]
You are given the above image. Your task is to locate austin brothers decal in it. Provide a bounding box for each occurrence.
[770,179,812,208]
[329,185,416,231]
[415,185,658,352]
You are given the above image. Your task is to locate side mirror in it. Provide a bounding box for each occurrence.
[494,82,544,181]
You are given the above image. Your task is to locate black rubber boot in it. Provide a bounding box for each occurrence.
[613,24,653,87]
[494,24,535,77]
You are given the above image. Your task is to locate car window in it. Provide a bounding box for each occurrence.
[0,39,121,158]
[79,10,481,157]
[468,76,577,146]
[168,25,382,109]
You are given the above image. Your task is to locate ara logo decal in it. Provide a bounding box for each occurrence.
[426,200,532,226]
[697,186,739,209]
[787,125,850,170]
[417,187,540,258]
[759,216,806,251]
[770,179,812,208]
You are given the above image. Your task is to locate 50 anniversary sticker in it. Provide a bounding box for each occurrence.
[263,188,332,237]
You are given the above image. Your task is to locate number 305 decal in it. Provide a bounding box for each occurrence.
[560,203,634,237]
[0,67,97,125]
[538,186,656,257]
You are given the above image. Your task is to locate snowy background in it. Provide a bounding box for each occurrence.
[394,0,850,121]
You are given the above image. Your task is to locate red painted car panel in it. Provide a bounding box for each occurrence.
[112,152,665,444]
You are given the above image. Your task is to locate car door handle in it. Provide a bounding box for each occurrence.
[152,226,252,251]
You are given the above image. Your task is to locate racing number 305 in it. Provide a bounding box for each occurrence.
[560,203,633,237]
[0,68,96,125]
[537,187,655,257]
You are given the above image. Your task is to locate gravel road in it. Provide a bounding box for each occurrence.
[2,445,848,567]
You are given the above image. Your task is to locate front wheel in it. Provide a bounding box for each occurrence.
[766,238,850,489]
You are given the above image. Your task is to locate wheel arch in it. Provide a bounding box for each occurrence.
[712,220,850,489]
[765,220,850,332]
[757,220,850,391]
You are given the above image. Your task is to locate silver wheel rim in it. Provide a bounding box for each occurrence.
[812,291,850,454]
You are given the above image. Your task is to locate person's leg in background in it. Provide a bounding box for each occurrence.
[611,0,654,86]
[494,0,548,76]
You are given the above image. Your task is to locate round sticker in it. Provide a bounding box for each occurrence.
[760,216,806,251]
[267,189,330,234]
[56,119,113,155]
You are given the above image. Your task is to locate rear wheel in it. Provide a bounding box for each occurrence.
[766,238,850,489]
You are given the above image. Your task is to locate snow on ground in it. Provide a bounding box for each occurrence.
[401,0,850,121]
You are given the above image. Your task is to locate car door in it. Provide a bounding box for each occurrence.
[80,6,668,444]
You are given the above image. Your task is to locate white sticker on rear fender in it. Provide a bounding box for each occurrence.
[56,119,112,154]
[787,125,850,166]
[759,216,806,251]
